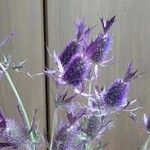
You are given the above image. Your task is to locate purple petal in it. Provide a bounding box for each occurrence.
[0,142,14,148]
[0,110,6,128]
[67,112,76,125]
[100,16,115,33]
[124,63,143,82]
[66,108,86,125]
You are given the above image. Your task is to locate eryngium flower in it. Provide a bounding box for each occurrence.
[85,16,115,63]
[104,79,129,108]
[103,63,141,108]
[59,41,79,67]
[59,19,92,68]
[0,108,40,150]
[85,33,112,63]
[63,55,90,89]
[0,110,30,149]
[45,53,90,91]
[143,114,150,133]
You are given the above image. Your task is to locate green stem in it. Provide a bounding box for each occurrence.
[49,108,58,150]
[0,63,35,143]
[141,135,150,150]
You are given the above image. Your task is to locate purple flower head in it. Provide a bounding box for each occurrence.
[85,33,112,63]
[0,108,40,149]
[0,110,30,149]
[85,16,115,63]
[104,79,129,108]
[45,52,90,92]
[63,55,91,89]
[59,41,79,67]
[143,114,150,133]
[59,19,93,68]
[0,119,29,149]
[103,63,141,109]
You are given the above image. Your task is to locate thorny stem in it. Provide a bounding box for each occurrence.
[0,63,36,146]
[49,108,58,150]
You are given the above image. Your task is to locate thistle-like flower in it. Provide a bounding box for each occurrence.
[62,55,90,90]
[52,103,87,150]
[0,108,39,149]
[59,19,92,68]
[103,63,141,109]
[45,51,91,93]
[85,16,115,64]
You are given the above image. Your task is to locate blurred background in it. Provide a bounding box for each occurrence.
[0,0,150,150]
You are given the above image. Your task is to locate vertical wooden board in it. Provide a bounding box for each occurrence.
[46,0,150,150]
[0,0,46,149]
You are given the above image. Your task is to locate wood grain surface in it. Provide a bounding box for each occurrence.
[46,0,150,149]
[0,1,46,150]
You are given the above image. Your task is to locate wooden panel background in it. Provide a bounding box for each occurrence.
[46,0,150,150]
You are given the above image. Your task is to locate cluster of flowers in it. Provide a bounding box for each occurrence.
[0,16,150,150]
[45,16,150,150]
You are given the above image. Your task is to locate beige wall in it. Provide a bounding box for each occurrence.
[0,0,150,150]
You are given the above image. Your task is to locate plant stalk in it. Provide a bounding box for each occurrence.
[49,108,58,150]
[0,63,35,143]
[141,135,150,150]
